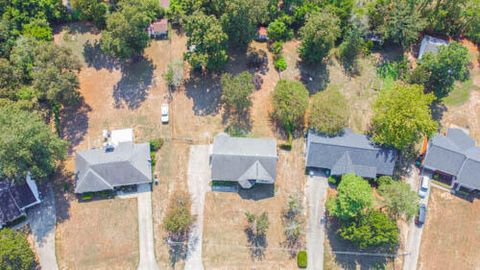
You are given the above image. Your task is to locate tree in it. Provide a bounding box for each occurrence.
[0,228,35,270]
[308,87,348,136]
[32,42,82,107]
[101,0,161,59]
[379,180,419,221]
[163,191,195,236]
[411,42,470,98]
[338,210,399,250]
[371,82,437,150]
[21,18,53,41]
[167,0,204,22]
[72,0,108,28]
[337,26,365,74]
[369,0,426,48]
[0,58,19,98]
[273,80,309,138]
[183,12,228,71]
[0,104,68,180]
[299,10,340,64]
[163,58,184,89]
[282,194,304,255]
[220,0,259,48]
[221,72,254,115]
[326,174,374,221]
[267,19,291,41]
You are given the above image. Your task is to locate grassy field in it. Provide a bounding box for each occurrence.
[418,188,480,270]
[56,198,139,270]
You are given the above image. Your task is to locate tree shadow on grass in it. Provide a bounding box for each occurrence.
[184,72,222,116]
[297,60,330,95]
[60,98,91,153]
[83,40,120,71]
[166,234,188,268]
[244,228,268,260]
[326,218,397,270]
[113,56,155,109]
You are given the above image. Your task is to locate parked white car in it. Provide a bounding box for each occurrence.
[161,103,169,123]
[418,175,430,198]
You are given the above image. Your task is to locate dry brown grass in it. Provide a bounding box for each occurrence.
[56,198,139,270]
[418,188,480,270]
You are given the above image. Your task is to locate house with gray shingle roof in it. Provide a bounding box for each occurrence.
[423,128,480,191]
[305,129,397,178]
[74,131,151,193]
[210,133,277,189]
[418,35,448,59]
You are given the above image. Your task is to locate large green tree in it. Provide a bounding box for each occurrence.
[220,0,259,49]
[308,87,348,136]
[369,0,426,48]
[371,82,437,150]
[72,0,108,28]
[411,42,470,98]
[184,11,228,71]
[101,0,161,59]
[299,10,340,64]
[221,71,254,115]
[0,228,35,270]
[0,103,68,180]
[338,210,399,250]
[379,180,419,221]
[272,80,309,137]
[326,174,374,221]
[337,25,365,74]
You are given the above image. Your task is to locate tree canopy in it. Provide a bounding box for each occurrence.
[379,180,419,221]
[101,0,161,59]
[0,228,36,270]
[308,88,348,136]
[411,42,470,98]
[0,103,67,181]
[326,174,374,221]
[272,80,309,135]
[163,190,195,236]
[221,71,254,115]
[299,10,340,64]
[183,11,228,71]
[371,82,437,151]
[72,0,108,28]
[220,0,259,49]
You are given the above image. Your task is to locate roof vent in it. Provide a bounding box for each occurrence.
[103,142,115,152]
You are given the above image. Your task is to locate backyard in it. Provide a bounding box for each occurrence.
[418,188,480,270]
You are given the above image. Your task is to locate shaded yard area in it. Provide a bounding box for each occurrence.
[418,188,480,270]
[56,198,139,270]
[201,139,306,269]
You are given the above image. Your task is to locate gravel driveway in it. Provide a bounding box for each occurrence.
[185,145,211,270]
[27,185,59,270]
[305,171,328,270]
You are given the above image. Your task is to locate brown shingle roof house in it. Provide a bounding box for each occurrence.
[148,19,168,39]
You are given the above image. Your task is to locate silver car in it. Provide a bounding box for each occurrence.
[418,176,429,198]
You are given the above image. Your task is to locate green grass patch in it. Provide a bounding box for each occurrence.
[431,179,451,190]
[443,79,479,106]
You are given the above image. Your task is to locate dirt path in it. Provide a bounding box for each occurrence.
[185,145,212,270]
[27,185,59,270]
[305,172,328,270]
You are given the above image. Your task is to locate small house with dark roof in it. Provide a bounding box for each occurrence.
[256,26,268,42]
[423,128,480,191]
[418,35,448,59]
[210,133,278,189]
[0,174,41,228]
[74,129,152,193]
[148,19,168,39]
[305,129,397,178]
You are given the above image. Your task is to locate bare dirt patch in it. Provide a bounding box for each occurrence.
[418,188,480,270]
[56,198,139,270]
[201,139,307,269]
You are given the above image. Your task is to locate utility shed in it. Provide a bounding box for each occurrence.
[305,129,397,178]
[418,35,448,59]
[211,133,278,189]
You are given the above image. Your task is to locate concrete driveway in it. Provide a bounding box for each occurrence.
[185,145,211,270]
[27,185,59,270]
[403,168,431,270]
[305,171,328,270]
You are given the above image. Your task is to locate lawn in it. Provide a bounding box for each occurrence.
[443,79,480,106]
[418,188,480,270]
[56,198,139,270]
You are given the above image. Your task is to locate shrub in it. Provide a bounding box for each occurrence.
[81,193,93,201]
[269,41,283,55]
[274,56,287,71]
[0,228,35,270]
[308,88,348,136]
[328,176,337,186]
[247,48,267,68]
[280,143,292,150]
[150,138,164,151]
[163,191,195,236]
[297,250,307,268]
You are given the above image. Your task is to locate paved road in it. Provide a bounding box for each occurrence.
[305,172,328,270]
[27,185,59,270]
[185,145,211,270]
[403,168,430,270]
